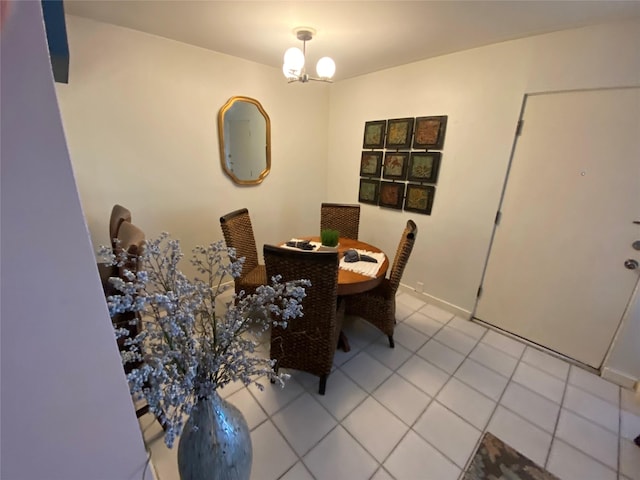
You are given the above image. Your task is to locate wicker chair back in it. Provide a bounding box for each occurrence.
[264,245,342,394]
[320,203,361,240]
[219,208,260,276]
[388,220,418,293]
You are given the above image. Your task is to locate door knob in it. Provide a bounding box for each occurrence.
[633,240,640,251]
[624,259,639,270]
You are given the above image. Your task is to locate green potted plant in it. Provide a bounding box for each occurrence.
[320,228,340,250]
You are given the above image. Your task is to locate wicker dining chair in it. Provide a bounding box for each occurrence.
[109,204,132,251]
[320,203,361,240]
[219,208,268,297]
[264,245,343,395]
[345,220,417,348]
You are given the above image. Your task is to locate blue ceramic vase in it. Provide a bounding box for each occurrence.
[177,391,252,480]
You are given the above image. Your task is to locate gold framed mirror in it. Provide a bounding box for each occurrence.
[218,96,271,185]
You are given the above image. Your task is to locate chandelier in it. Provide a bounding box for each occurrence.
[282,28,335,83]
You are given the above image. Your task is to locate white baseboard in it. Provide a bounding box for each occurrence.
[601,367,638,390]
[397,284,471,319]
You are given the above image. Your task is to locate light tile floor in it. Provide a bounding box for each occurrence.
[140,291,640,480]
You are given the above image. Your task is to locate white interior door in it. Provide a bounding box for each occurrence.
[475,88,640,368]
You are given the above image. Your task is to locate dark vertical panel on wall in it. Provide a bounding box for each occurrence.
[41,0,69,83]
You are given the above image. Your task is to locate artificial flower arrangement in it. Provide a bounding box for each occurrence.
[101,233,308,447]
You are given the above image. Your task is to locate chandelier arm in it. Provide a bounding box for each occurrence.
[307,77,333,84]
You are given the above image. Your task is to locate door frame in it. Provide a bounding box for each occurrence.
[471,87,639,371]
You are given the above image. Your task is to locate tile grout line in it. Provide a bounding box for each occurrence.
[271,303,625,479]
[331,307,458,477]
[547,369,622,475]
[369,314,459,477]
[543,362,570,471]
[242,376,316,479]
[338,301,432,480]
[455,329,527,479]
[391,312,546,477]
[561,388,621,436]
[333,314,443,478]
[454,332,624,475]
[369,307,463,475]
[146,297,628,480]
[253,321,384,480]
[277,315,405,480]
[297,333,622,480]
[369,313,501,477]
[254,299,626,480]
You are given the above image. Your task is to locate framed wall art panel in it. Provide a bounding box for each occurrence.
[379,181,405,210]
[404,184,435,215]
[385,117,415,150]
[382,152,409,180]
[362,120,387,149]
[358,178,380,205]
[408,152,441,183]
[360,151,383,177]
[413,115,448,150]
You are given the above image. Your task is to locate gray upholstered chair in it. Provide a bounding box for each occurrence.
[111,221,146,360]
[109,204,132,251]
[219,208,267,296]
[320,203,361,240]
[99,204,133,294]
[110,221,167,428]
[345,220,417,348]
[264,245,344,395]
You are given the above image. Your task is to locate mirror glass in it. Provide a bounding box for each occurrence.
[218,96,271,185]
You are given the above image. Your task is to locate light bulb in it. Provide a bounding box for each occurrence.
[283,47,305,70]
[316,56,335,79]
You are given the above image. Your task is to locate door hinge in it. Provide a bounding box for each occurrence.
[477,286,483,298]
[516,119,524,136]
[495,210,502,225]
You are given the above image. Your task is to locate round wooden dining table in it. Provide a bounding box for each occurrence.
[297,237,389,296]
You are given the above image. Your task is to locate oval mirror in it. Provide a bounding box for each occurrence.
[218,96,271,185]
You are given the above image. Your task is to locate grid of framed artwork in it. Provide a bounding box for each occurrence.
[358,116,447,215]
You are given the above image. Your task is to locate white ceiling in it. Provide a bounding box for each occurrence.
[64,1,640,81]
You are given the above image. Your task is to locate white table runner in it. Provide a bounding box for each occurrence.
[280,238,322,251]
[339,249,386,278]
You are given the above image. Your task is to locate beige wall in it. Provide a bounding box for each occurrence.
[327,20,640,382]
[57,15,331,279]
[328,39,528,313]
[56,16,640,386]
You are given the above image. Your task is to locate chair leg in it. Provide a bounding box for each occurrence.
[270,364,279,384]
[388,335,395,348]
[338,331,351,352]
[136,404,167,431]
[319,375,327,395]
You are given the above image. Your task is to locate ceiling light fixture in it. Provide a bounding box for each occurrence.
[282,27,335,83]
